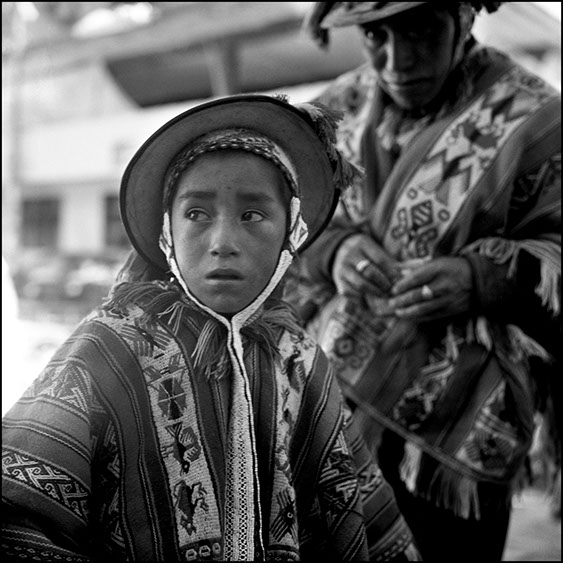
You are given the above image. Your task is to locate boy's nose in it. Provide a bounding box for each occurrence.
[209,219,240,257]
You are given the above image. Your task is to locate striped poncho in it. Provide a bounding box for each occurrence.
[2,281,416,561]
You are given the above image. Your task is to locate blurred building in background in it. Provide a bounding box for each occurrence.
[1,1,561,312]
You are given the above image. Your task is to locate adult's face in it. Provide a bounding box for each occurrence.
[360,6,457,110]
[170,150,289,315]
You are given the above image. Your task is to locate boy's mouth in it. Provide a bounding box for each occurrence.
[206,268,244,281]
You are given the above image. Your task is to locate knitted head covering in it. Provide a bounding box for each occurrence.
[303,1,504,48]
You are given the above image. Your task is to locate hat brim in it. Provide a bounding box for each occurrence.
[120,94,338,272]
[321,2,426,28]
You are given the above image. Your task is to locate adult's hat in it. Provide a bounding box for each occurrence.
[321,2,425,28]
[305,2,504,46]
[120,94,355,273]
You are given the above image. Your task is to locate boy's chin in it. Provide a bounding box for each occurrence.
[203,299,250,318]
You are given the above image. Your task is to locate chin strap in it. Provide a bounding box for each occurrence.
[158,200,304,559]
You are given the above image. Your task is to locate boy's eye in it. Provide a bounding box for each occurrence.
[241,210,265,222]
[186,209,210,221]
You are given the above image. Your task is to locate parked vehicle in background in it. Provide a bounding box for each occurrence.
[11,250,129,322]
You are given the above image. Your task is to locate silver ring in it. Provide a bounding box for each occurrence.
[356,259,371,276]
[421,284,434,300]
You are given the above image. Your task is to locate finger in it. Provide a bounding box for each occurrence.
[337,264,369,296]
[392,268,436,295]
[392,259,440,294]
[394,296,449,320]
[388,284,437,310]
[360,242,402,282]
[336,273,363,297]
[357,261,394,295]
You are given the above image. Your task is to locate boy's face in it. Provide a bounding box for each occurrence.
[170,150,289,315]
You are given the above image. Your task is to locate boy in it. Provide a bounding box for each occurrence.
[2,94,417,561]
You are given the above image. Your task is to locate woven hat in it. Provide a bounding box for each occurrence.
[321,2,426,28]
[120,94,357,272]
[304,2,504,47]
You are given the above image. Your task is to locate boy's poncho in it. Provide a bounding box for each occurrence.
[2,282,415,561]
[2,93,420,562]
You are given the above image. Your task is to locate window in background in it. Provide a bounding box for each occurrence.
[21,198,60,248]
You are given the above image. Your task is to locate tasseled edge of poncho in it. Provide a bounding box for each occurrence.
[398,442,514,521]
[397,236,561,520]
[399,443,484,519]
[461,235,560,363]
[399,438,545,521]
[106,279,303,380]
[191,301,304,380]
[462,237,561,315]
[465,317,552,364]
[396,315,552,520]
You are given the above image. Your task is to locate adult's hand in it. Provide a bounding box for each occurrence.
[388,256,473,321]
[332,234,401,298]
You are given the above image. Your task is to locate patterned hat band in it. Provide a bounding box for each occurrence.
[162,128,300,209]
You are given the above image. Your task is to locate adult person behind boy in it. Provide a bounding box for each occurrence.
[2,94,420,561]
[284,2,561,561]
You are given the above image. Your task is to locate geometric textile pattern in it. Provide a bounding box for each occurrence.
[100,307,223,560]
[2,525,92,563]
[267,329,311,550]
[91,417,127,557]
[316,295,395,383]
[271,487,298,544]
[317,431,360,525]
[2,447,89,522]
[2,283,377,561]
[393,329,462,430]
[456,379,520,476]
[24,362,91,415]
[384,66,556,260]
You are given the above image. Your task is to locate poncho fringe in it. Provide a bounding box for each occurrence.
[462,237,561,315]
[107,280,304,380]
[398,440,516,520]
